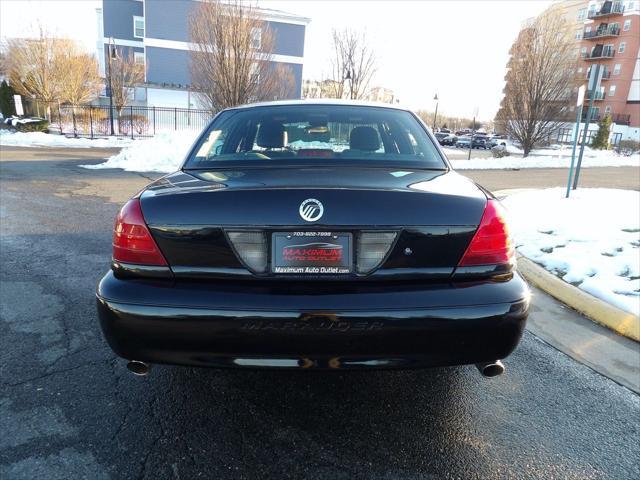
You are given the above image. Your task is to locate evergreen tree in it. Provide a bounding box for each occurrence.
[591,114,612,150]
[0,80,16,117]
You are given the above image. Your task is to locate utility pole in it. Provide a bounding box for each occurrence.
[468,107,478,161]
[107,37,116,136]
[566,85,585,198]
[432,93,439,130]
[573,64,603,190]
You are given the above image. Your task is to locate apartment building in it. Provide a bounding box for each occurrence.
[96,0,310,109]
[577,0,640,140]
[501,0,639,142]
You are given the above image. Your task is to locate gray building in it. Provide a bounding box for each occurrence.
[96,0,309,108]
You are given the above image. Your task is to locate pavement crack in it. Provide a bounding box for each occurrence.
[2,359,109,387]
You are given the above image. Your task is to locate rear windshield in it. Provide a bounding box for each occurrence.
[184,105,446,169]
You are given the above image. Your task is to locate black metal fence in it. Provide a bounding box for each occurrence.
[25,101,214,139]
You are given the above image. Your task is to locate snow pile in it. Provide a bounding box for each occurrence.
[82,131,199,173]
[451,151,639,170]
[503,188,640,315]
[0,130,134,148]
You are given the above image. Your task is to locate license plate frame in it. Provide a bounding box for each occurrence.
[271,232,353,274]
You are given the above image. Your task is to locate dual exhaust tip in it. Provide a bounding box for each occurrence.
[126,359,504,377]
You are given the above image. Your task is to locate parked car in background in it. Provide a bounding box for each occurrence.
[455,136,472,148]
[434,132,449,144]
[96,100,529,377]
[471,137,487,149]
[441,134,457,146]
[485,138,507,149]
[435,132,457,146]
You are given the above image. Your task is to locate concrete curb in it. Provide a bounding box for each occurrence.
[517,256,640,342]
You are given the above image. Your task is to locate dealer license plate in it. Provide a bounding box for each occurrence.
[271,232,352,274]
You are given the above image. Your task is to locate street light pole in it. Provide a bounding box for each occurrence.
[107,37,116,136]
[432,94,439,130]
[468,106,478,161]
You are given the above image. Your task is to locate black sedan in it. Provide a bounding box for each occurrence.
[97,101,529,376]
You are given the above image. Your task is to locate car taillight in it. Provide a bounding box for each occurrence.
[357,232,397,274]
[458,199,514,266]
[112,199,168,266]
[227,231,268,273]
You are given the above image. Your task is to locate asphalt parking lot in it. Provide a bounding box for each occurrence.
[1,147,639,479]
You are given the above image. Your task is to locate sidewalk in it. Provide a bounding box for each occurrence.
[526,285,640,393]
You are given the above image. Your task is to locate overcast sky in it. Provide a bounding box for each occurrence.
[0,0,553,120]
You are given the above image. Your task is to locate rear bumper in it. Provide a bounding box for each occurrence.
[96,271,530,369]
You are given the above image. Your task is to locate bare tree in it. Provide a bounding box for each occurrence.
[496,11,577,156]
[5,28,71,114]
[59,47,102,105]
[56,45,102,135]
[189,0,295,112]
[108,50,145,115]
[328,28,376,100]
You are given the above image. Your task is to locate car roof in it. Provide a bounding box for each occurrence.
[223,99,411,113]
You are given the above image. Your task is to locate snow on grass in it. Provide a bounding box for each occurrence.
[451,150,639,170]
[0,130,135,148]
[81,131,199,173]
[502,188,640,316]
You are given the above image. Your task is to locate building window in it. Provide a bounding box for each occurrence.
[585,26,592,33]
[580,46,588,58]
[613,63,621,75]
[577,8,586,20]
[618,42,626,53]
[578,67,584,73]
[134,51,145,65]
[575,29,583,40]
[628,1,635,10]
[609,85,616,96]
[133,16,144,39]
[623,19,631,31]
[249,62,260,84]
[251,27,261,50]
[604,105,612,114]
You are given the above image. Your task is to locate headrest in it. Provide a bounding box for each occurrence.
[257,121,287,149]
[349,126,380,151]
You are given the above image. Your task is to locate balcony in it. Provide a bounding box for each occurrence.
[583,25,620,39]
[582,111,601,122]
[612,113,631,125]
[586,69,611,80]
[588,2,625,19]
[587,90,606,100]
[583,47,615,60]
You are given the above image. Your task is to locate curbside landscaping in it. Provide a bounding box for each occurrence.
[518,256,640,342]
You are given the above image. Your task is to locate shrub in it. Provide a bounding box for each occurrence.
[0,81,16,118]
[74,107,109,135]
[491,145,510,158]
[118,113,149,136]
[14,119,49,133]
[591,115,612,150]
[615,140,640,157]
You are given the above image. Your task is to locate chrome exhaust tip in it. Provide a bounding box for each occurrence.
[475,360,505,378]
[126,360,151,376]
